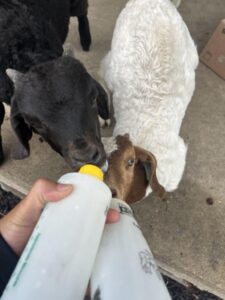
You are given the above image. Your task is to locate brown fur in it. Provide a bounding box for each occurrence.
[104,135,165,203]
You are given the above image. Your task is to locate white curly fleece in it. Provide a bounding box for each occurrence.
[101,0,198,192]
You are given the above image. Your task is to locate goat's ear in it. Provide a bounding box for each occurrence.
[6,69,23,89]
[10,97,33,160]
[128,147,165,202]
[94,80,110,121]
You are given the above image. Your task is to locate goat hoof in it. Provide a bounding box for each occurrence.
[80,35,91,51]
[11,144,29,160]
[81,42,91,51]
[99,116,111,128]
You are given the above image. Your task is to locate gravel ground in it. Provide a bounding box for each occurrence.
[0,187,221,300]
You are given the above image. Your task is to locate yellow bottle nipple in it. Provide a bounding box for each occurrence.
[79,164,104,181]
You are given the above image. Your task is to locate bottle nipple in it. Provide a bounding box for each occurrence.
[79,164,104,181]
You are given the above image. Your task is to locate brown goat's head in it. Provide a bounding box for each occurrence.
[104,134,165,204]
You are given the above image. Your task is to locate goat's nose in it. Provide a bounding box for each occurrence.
[90,146,100,162]
[74,139,102,162]
[68,140,106,168]
[89,145,106,166]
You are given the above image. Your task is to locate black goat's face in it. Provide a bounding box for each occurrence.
[10,56,109,169]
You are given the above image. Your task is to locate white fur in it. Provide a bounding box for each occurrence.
[102,136,118,155]
[101,0,198,193]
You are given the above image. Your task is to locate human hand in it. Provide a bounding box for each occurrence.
[0,178,119,256]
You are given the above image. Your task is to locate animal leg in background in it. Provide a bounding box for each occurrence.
[70,0,91,51]
[0,103,5,164]
[77,15,91,51]
[0,72,14,105]
[10,101,32,160]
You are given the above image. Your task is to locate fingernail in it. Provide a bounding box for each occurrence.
[57,183,73,191]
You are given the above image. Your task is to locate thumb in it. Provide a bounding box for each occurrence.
[24,178,73,213]
[0,179,73,256]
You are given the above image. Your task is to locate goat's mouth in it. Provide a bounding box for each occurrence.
[67,156,108,172]
[110,188,125,201]
[63,142,108,172]
[110,188,118,198]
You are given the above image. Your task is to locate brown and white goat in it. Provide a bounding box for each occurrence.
[103,135,165,204]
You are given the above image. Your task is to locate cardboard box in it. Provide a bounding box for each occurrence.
[200,19,225,80]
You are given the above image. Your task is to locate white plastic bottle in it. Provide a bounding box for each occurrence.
[1,165,111,300]
[90,198,171,300]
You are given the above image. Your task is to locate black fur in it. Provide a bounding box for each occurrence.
[71,0,91,51]
[0,0,91,102]
[10,56,108,169]
[0,0,109,168]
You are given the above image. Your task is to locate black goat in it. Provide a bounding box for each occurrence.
[0,0,109,169]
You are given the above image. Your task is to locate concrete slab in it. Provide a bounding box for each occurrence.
[134,61,225,298]
[0,0,225,298]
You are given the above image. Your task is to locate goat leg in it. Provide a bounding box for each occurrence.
[10,103,32,160]
[0,102,5,164]
[78,15,91,51]
[0,72,14,105]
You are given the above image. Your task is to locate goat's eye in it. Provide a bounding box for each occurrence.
[127,158,135,167]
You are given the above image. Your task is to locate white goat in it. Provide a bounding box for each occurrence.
[101,0,198,194]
